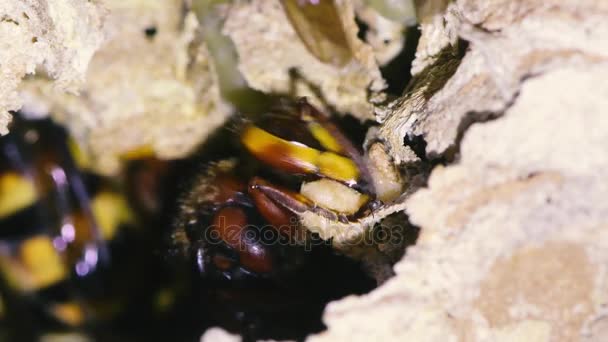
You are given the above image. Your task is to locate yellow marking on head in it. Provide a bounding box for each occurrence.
[91,191,134,240]
[0,172,37,218]
[68,138,90,170]
[307,121,343,153]
[50,302,85,326]
[21,236,67,289]
[0,236,67,291]
[119,145,155,160]
[241,125,359,183]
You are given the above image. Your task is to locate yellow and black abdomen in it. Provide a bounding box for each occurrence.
[0,115,141,331]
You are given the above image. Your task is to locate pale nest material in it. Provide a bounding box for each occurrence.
[0,0,104,134]
[223,0,386,121]
[354,2,406,67]
[200,327,240,342]
[377,0,608,163]
[314,65,608,342]
[310,1,608,341]
[20,0,231,175]
[293,129,412,279]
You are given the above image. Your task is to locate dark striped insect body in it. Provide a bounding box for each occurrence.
[172,98,376,338]
[239,98,378,224]
[173,159,309,285]
[0,115,154,334]
[175,98,377,280]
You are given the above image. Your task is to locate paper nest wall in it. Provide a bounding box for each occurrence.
[0,0,104,135]
[9,0,232,175]
[310,1,608,341]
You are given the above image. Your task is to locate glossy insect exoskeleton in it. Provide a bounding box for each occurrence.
[239,98,379,223]
[173,159,309,283]
[172,98,376,340]
[0,115,172,338]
